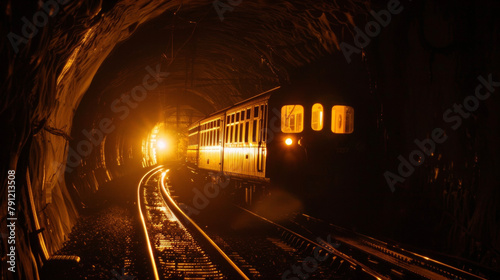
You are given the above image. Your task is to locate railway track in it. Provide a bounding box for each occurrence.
[164,168,387,279]
[139,166,497,279]
[137,166,248,280]
[288,213,500,280]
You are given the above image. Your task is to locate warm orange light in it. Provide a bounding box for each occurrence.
[285,138,293,146]
[157,139,167,150]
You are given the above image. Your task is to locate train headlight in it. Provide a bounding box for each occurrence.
[285,138,293,146]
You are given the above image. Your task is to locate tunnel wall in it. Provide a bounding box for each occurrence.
[370,0,500,266]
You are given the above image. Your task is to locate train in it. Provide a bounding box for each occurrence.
[186,79,378,206]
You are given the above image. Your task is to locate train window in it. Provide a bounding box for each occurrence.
[217,119,220,127]
[281,105,304,133]
[236,113,240,122]
[216,130,219,144]
[231,114,234,123]
[230,126,234,143]
[254,106,259,118]
[235,124,239,142]
[225,126,229,143]
[245,122,249,142]
[331,106,354,134]
[239,123,244,143]
[247,109,251,119]
[311,103,324,131]
[252,120,257,142]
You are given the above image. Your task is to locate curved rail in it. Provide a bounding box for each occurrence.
[137,166,164,280]
[159,170,250,280]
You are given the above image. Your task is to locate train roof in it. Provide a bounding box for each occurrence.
[190,86,281,127]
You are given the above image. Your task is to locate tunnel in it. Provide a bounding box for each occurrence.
[2,0,500,279]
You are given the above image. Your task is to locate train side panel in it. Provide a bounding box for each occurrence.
[222,98,269,180]
[187,124,199,165]
[197,116,224,172]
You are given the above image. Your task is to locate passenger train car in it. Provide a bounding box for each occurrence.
[187,80,374,205]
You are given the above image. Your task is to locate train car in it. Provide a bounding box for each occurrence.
[188,88,274,181]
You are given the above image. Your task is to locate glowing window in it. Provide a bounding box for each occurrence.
[331,106,354,134]
[281,105,304,133]
[311,103,324,131]
[252,120,257,142]
[245,122,249,143]
[235,124,239,142]
[239,123,243,142]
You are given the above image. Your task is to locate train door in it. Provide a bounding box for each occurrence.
[257,103,268,173]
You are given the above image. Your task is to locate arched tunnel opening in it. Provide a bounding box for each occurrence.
[2,0,500,279]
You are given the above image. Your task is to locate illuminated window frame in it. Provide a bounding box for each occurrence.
[311,103,324,131]
[281,105,304,133]
[331,105,354,134]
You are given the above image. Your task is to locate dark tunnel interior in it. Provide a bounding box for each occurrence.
[1,0,500,279]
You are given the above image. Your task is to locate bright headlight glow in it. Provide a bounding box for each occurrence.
[285,138,293,146]
[157,139,167,150]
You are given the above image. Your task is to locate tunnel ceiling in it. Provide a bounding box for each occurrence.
[76,0,373,129]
